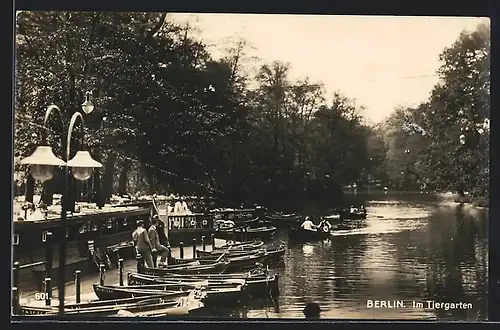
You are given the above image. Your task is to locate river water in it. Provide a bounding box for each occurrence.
[212,193,489,320]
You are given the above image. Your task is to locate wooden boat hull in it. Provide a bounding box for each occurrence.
[203,286,247,306]
[264,247,286,263]
[214,226,276,241]
[196,245,286,263]
[93,284,194,301]
[17,295,203,316]
[215,240,265,250]
[93,284,245,308]
[265,214,303,227]
[169,253,269,272]
[127,272,279,299]
[139,261,229,276]
[345,213,367,220]
[287,227,331,241]
[115,305,189,317]
[124,279,247,288]
[245,272,280,298]
[335,209,367,220]
[128,269,266,281]
[196,249,261,258]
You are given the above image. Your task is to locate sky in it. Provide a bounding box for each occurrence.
[168,14,489,124]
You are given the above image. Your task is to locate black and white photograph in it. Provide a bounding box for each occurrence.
[12,12,489,321]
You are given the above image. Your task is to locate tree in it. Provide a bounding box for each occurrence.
[378,23,490,197]
[380,106,427,189]
[419,23,490,196]
[14,11,394,210]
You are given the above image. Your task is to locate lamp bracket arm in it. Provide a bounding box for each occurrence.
[67,112,85,161]
[43,105,65,145]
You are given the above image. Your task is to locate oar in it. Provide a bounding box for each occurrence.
[215,252,227,262]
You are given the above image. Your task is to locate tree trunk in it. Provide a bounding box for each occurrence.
[92,149,104,207]
[118,158,131,194]
[41,178,55,206]
[25,173,34,203]
[102,152,117,204]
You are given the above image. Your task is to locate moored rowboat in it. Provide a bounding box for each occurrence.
[215,240,265,250]
[214,226,276,241]
[127,271,279,298]
[93,283,246,307]
[265,214,303,227]
[138,257,229,275]
[169,253,270,272]
[17,293,205,316]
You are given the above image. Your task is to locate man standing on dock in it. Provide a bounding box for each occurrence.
[156,215,170,248]
[132,220,154,268]
[148,216,171,266]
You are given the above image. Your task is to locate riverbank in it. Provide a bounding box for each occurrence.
[452,195,489,208]
[435,192,489,208]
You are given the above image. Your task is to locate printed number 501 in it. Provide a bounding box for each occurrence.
[35,292,49,300]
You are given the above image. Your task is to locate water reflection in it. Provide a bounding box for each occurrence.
[302,244,315,256]
[245,194,488,320]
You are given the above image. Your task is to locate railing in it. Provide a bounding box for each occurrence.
[18,261,46,270]
[210,209,257,221]
[166,209,259,231]
[13,209,150,251]
[168,214,212,231]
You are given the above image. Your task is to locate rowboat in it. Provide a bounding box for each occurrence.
[93,282,246,307]
[287,226,331,241]
[334,208,367,220]
[196,248,262,258]
[215,240,265,250]
[169,253,270,272]
[129,268,266,280]
[185,243,285,267]
[214,226,276,241]
[114,305,191,317]
[232,217,273,228]
[127,271,279,299]
[126,277,248,287]
[93,284,199,301]
[262,245,287,263]
[197,243,284,257]
[114,299,204,317]
[17,294,162,315]
[265,213,303,227]
[138,255,229,275]
[17,292,205,316]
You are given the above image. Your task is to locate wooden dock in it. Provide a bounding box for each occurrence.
[17,241,222,308]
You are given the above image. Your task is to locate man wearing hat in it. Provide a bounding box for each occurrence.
[132,219,154,267]
[148,215,171,266]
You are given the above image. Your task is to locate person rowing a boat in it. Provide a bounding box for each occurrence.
[317,217,333,233]
[301,216,317,232]
[132,220,155,268]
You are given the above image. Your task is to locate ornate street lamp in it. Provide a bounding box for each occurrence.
[19,104,102,315]
[19,146,66,182]
[81,91,94,115]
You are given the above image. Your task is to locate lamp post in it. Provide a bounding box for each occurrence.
[19,103,102,316]
[81,91,95,115]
